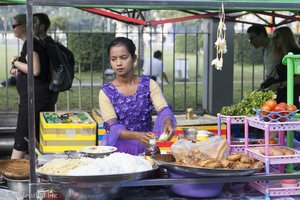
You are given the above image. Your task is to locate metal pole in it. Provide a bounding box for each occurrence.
[26,0,37,199]
[89,23,94,108]
[78,25,82,111]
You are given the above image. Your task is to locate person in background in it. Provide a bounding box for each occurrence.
[269,26,300,107]
[10,14,53,159]
[99,37,176,155]
[33,13,59,109]
[247,25,280,87]
[142,50,169,84]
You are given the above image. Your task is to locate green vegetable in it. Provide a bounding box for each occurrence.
[220,90,277,116]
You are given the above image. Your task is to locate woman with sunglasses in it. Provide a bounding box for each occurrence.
[10,14,54,159]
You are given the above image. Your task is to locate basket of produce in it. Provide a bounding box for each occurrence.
[255,100,298,122]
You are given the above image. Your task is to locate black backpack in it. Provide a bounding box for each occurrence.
[43,36,75,92]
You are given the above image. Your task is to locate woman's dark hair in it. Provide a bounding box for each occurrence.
[153,50,162,59]
[247,25,268,37]
[33,13,51,31]
[107,37,136,57]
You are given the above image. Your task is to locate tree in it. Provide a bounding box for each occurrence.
[68,32,115,72]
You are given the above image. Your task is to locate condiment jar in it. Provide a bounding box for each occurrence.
[145,134,161,156]
[196,130,209,141]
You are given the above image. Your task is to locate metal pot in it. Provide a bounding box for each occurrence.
[4,177,29,198]
[182,127,198,140]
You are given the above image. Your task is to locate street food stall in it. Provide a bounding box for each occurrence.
[1,0,300,200]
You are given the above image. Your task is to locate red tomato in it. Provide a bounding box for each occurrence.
[261,139,277,144]
[260,105,271,115]
[279,118,287,122]
[269,138,277,144]
[270,114,278,119]
[273,105,284,112]
[263,117,270,122]
[264,99,277,110]
[278,102,287,109]
[286,104,297,112]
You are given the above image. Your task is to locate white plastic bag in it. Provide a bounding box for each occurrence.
[171,136,228,164]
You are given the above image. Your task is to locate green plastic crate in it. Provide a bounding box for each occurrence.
[295,58,300,75]
[282,53,300,75]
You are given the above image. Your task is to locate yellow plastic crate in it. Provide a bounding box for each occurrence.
[40,112,97,153]
[91,109,107,145]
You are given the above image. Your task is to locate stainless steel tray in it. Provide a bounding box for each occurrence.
[231,138,256,145]
[37,165,158,183]
[152,154,263,177]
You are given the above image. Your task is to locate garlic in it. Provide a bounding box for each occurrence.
[211,3,227,70]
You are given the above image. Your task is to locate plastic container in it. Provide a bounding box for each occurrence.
[281,179,298,188]
[255,109,298,122]
[196,130,209,141]
[40,112,97,153]
[168,171,224,198]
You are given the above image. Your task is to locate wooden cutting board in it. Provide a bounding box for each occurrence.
[0,159,29,180]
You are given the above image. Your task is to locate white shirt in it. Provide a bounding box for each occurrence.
[142,58,164,77]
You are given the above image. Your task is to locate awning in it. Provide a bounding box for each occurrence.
[1,0,300,27]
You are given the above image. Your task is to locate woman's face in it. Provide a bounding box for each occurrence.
[109,44,136,76]
[12,19,25,39]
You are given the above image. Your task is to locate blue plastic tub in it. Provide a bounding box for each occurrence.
[168,171,224,198]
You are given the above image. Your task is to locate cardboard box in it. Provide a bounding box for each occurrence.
[40,112,97,153]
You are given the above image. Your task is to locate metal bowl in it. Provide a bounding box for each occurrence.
[182,127,198,140]
[64,150,87,159]
[37,165,158,184]
[152,154,263,177]
[3,177,29,198]
[38,153,68,166]
[0,188,23,200]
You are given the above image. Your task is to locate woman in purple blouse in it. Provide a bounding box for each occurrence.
[99,37,176,155]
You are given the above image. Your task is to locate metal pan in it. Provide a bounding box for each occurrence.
[231,138,256,145]
[37,165,158,184]
[152,154,263,177]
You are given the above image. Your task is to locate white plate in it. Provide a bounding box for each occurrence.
[79,146,117,155]
[0,188,23,200]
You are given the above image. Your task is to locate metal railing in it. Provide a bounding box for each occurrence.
[0,24,275,114]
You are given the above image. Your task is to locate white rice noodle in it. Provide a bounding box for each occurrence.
[68,153,152,176]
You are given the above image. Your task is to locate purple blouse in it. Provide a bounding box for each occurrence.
[101,76,176,155]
